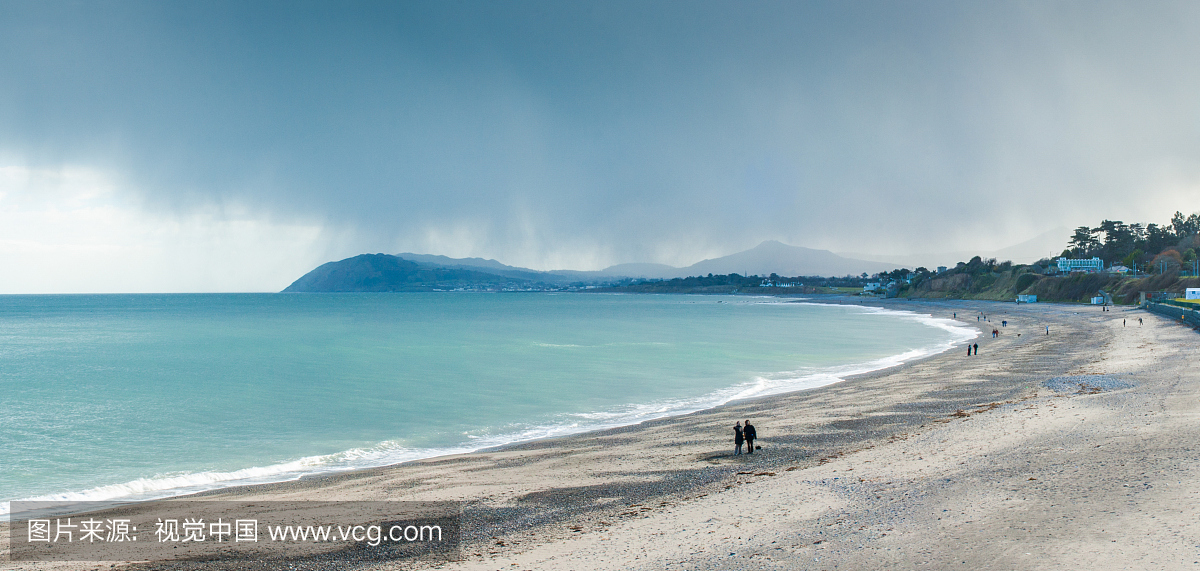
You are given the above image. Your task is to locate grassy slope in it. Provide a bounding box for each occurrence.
[902,268,1200,304]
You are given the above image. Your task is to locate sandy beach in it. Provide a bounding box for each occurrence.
[6,298,1198,570]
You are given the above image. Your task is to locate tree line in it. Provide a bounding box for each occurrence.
[1066,211,1200,271]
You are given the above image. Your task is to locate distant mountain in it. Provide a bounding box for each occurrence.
[588,241,898,279]
[396,253,522,273]
[396,252,572,283]
[282,254,531,292]
[592,263,684,279]
[396,253,690,282]
[987,228,1072,263]
[400,242,894,280]
[676,240,898,278]
[283,241,905,293]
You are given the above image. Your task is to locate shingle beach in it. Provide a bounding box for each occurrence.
[7,298,1196,570]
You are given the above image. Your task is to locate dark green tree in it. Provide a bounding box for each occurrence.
[1143,223,1172,254]
[1098,219,1134,263]
[1169,211,1200,238]
[1069,226,1099,255]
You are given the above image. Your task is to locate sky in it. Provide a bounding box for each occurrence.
[3,1,1200,293]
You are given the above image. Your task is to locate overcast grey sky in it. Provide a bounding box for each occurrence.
[3,1,1200,292]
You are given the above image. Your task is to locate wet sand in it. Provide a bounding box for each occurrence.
[6,298,1196,570]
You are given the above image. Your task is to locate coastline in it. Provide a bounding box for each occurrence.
[1,295,971,513]
[8,297,1195,569]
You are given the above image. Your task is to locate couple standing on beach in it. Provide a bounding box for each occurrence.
[734,420,757,455]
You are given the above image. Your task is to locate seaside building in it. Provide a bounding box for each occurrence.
[863,282,881,292]
[1056,257,1104,273]
[936,266,948,274]
[761,279,800,288]
[1017,294,1037,303]
[1186,288,1200,300]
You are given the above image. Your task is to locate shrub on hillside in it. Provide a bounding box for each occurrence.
[1014,273,1039,293]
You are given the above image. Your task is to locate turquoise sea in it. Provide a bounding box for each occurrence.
[0,293,973,513]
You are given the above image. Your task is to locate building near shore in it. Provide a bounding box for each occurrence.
[1017,294,1037,303]
[761,279,800,288]
[1056,257,1104,273]
[1187,288,1200,300]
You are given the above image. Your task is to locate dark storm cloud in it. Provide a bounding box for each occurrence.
[3,1,1200,268]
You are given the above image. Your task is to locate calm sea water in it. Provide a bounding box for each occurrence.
[0,293,973,511]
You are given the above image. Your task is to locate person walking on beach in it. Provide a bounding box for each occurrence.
[743,420,757,454]
[1046,325,1050,335]
[967,344,972,356]
[734,421,744,455]
[973,342,979,355]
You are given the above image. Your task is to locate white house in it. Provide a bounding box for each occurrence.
[1186,288,1200,300]
[863,282,881,292]
[762,280,801,288]
[1017,294,1037,303]
[1057,257,1104,273]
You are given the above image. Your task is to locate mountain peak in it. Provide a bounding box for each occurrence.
[752,239,813,251]
[679,241,895,277]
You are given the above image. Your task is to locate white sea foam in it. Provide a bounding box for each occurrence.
[3,301,975,518]
[1,443,477,517]
[556,302,976,426]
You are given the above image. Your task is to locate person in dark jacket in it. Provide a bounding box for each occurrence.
[743,420,757,454]
[734,421,744,455]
